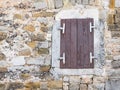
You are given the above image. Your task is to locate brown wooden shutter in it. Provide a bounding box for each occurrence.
[60,18,94,69]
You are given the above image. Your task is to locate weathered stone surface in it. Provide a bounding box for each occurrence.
[24,82,40,89]
[48,80,63,89]
[81,76,93,84]
[20,73,30,79]
[106,79,120,90]
[0,32,7,41]
[63,83,69,90]
[31,34,46,41]
[107,14,115,25]
[40,23,48,32]
[27,41,36,48]
[0,84,5,90]
[109,0,115,9]
[38,48,49,54]
[111,60,120,68]
[19,49,31,56]
[69,76,81,83]
[14,14,23,19]
[0,67,7,72]
[69,83,79,90]
[7,83,23,90]
[0,52,6,60]
[54,0,63,8]
[80,84,88,90]
[40,82,48,90]
[40,65,51,72]
[113,55,120,60]
[33,12,55,17]
[93,83,105,90]
[34,1,47,10]
[93,77,106,83]
[111,31,120,37]
[23,25,35,32]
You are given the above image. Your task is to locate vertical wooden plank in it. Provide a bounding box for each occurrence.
[65,19,71,68]
[77,19,83,68]
[60,19,66,68]
[70,19,77,68]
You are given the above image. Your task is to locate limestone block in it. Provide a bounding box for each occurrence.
[112,60,120,68]
[48,80,63,89]
[106,79,120,90]
[23,25,35,32]
[19,49,31,56]
[88,84,94,90]
[81,76,93,84]
[70,0,76,5]
[14,14,23,19]
[31,34,46,41]
[38,48,49,54]
[107,14,115,25]
[0,67,7,72]
[32,12,55,18]
[111,31,120,37]
[54,0,63,9]
[93,83,105,90]
[40,65,51,72]
[113,55,120,60]
[24,82,40,89]
[93,77,106,83]
[89,0,95,4]
[0,84,5,90]
[40,82,48,89]
[37,42,48,48]
[34,0,47,10]
[27,41,36,48]
[0,52,6,60]
[109,0,115,9]
[80,84,88,90]
[40,23,48,32]
[69,76,81,83]
[115,0,120,7]
[47,0,55,9]
[7,82,23,90]
[11,56,25,66]
[0,32,7,41]
[69,83,79,90]
[63,83,69,90]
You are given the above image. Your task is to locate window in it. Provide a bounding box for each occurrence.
[60,18,94,69]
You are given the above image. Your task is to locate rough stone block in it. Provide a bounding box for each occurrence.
[70,0,76,5]
[31,34,46,41]
[48,80,63,89]
[106,79,120,90]
[27,41,36,48]
[11,56,25,66]
[38,48,49,54]
[107,14,115,25]
[69,83,79,90]
[7,82,23,90]
[40,65,51,72]
[0,52,6,60]
[80,84,88,90]
[54,0,63,9]
[63,83,69,90]
[32,12,55,17]
[40,82,48,90]
[93,77,105,83]
[19,49,31,56]
[0,32,7,41]
[113,55,120,60]
[34,1,47,10]
[109,0,115,9]
[81,76,93,84]
[115,0,120,7]
[14,14,23,19]
[69,76,81,83]
[112,60,120,68]
[93,83,105,90]
[23,25,35,32]
[24,82,40,89]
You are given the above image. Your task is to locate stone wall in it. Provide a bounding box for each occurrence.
[0,0,119,90]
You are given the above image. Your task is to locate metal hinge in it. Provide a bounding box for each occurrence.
[58,23,65,34]
[90,22,95,32]
[59,52,65,64]
[90,52,95,63]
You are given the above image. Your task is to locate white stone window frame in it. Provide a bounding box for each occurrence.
[52,9,103,75]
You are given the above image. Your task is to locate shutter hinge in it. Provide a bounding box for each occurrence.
[90,52,97,63]
[58,23,65,34]
[59,52,65,64]
[90,22,95,32]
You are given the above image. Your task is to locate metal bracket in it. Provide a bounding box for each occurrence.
[90,52,95,63]
[58,23,65,34]
[90,22,95,32]
[59,52,65,64]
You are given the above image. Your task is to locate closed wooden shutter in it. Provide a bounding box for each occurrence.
[60,18,94,69]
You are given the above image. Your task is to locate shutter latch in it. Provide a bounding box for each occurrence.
[90,22,95,32]
[90,52,95,63]
[59,52,65,64]
[58,23,65,34]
